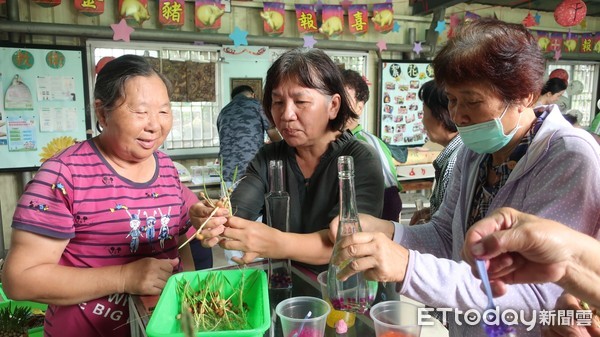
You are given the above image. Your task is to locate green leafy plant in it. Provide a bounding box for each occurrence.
[176,270,257,332]
[0,304,32,337]
[179,162,241,249]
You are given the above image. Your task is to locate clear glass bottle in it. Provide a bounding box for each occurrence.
[327,156,378,314]
[265,160,292,289]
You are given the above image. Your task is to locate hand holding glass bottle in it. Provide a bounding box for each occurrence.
[327,156,378,314]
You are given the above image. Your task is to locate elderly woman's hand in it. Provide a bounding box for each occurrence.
[119,257,180,295]
[189,200,229,248]
[331,231,409,283]
[218,216,280,264]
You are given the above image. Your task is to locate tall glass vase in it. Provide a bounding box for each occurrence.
[327,156,378,314]
[265,160,292,290]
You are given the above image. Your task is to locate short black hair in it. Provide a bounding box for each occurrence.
[563,113,578,125]
[231,85,254,100]
[541,78,568,95]
[262,48,357,132]
[341,69,369,103]
[418,80,456,133]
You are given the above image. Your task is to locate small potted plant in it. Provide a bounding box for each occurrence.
[0,304,31,337]
[0,304,45,337]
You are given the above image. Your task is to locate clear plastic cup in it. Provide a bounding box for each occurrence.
[275,296,330,337]
[317,271,356,328]
[370,300,422,337]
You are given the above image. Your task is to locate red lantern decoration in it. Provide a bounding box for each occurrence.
[549,69,569,85]
[74,0,104,16]
[33,0,61,7]
[554,0,587,27]
[95,57,115,75]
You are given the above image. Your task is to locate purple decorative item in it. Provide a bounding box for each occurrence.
[476,260,517,337]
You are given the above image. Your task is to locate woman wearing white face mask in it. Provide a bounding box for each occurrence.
[329,18,600,337]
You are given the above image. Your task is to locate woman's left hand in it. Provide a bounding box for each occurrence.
[331,232,409,283]
[189,199,229,248]
[218,216,279,264]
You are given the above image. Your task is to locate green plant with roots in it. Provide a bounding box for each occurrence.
[176,270,258,333]
[179,162,242,249]
[0,304,37,337]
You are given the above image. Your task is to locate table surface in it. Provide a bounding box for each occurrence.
[129,262,448,337]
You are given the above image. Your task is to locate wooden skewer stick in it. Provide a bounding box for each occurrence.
[178,207,220,250]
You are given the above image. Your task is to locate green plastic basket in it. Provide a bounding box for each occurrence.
[0,283,7,302]
[146,269,270,337]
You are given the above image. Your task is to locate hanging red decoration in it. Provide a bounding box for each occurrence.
[522,12,536,27]
[33,0,61,7]
[119,0,150,26]
[159,0,184,29]
[74,0,104,16]
[95,57,115,75]
[549,69,569,85]
[554,0,587,27]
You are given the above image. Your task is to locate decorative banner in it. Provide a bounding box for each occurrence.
[195,0,225,31]
[12,50,34,70]
[550,32,564,51]
[319,5,344,38]
[372,3,393,34]
[554,0,587,27]
[159,0,184,28]
[594,33,600,53]
[522,12,536,27]
[46,50,66,69]
[348,4,368,35]
[464,11,481,22]
[33,0,61,7]
[447,13,461,38]
[580,33,594,53]
[536,31,551,52]
[74,0,104,16]
[295,4,318,35]
[549,69,569,84]
[563,33,579,53]
[95,56,115,74]
[119,0,150,26]
[261,2,285,36]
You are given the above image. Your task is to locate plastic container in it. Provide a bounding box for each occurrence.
[0,283,7,302]
[146,269,270,337]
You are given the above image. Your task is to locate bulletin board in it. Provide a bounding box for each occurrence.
[378,60,434,147]
[0,43,90,172]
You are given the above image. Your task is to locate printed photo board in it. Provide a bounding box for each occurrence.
[378,60,434,147]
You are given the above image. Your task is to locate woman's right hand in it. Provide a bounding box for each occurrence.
[120,257,180,295]
[188,199,229,248]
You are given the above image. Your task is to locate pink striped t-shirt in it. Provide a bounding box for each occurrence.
[12,139,192,337]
